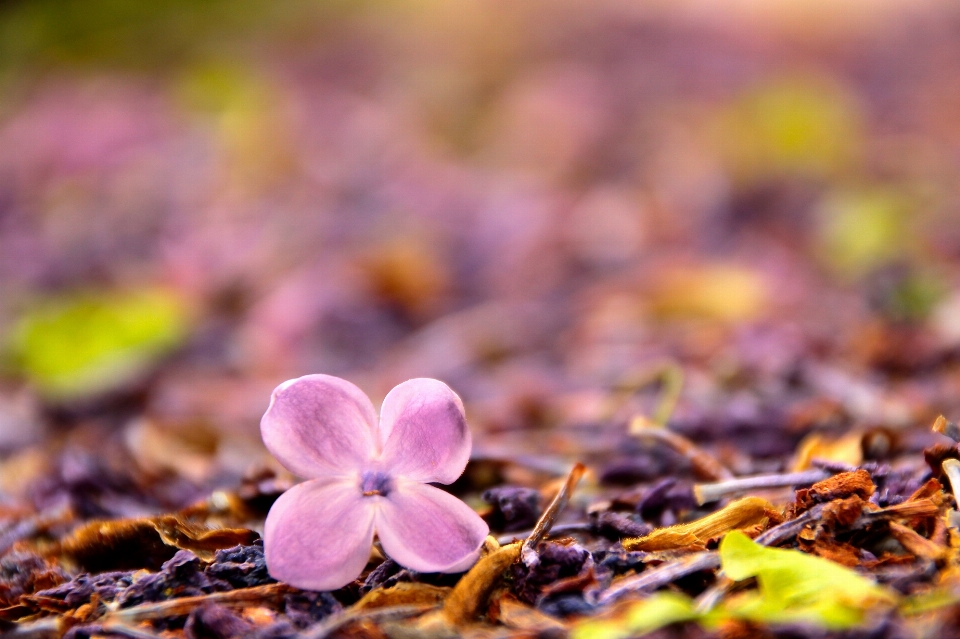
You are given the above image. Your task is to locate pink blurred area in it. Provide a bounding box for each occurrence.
[1,0,960,467]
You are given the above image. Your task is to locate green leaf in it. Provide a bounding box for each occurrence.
[719,530,896,629]
[572,592,700,639]
[816,189,915,278]
[8,288,188,401]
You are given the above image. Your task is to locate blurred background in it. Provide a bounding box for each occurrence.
[2,0,960,511]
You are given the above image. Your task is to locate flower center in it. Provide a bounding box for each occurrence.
[360,471,393,497]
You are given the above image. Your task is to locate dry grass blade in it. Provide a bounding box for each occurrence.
[105,584,287,623]
[597,551,721,605]
[302,604,439,639]
[521,462,586,566]
[630,416,733,481]
[623,496,774,552]
[694,469,832,505]
[933,415,960,442]
[432,542,522,626]
[354,583,451,610]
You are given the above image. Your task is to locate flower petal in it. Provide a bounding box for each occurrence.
[263,479,375,591]
[375,480,489,573]
[261,374,378,478]
[378,378,471,484]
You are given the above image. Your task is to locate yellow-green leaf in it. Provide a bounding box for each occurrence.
[572,592,699,639]
[719,530,896,629]
[9,288,188,401]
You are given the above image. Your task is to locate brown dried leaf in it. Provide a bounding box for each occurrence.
[791,432,864,471]
[820,495,867,530]
[796,469,875,510]
[57,516,259,571]
[58,519,179,572]
[354,583,451,611]
[439,542,522,625]
[623,496,774,552]
[151,515,259,561]
[887,522,947,562]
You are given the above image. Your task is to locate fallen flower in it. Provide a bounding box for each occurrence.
[260,375,489,591]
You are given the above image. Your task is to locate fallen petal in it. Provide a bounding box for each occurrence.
[378,378,471,484]
[264,479,375,591]
[376,480,489,573]
[261,374,378,478]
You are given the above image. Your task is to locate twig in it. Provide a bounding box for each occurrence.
[596,551,720,605]
[599,504,823,607]
[99,621,167,639]
[694,576,732,614]
[630,418,733,481]
[942,459,960,528]
[694,469,831,505]
[300,603,438,639]
[753,506,821,546]
[3,618,60,639]
[855,498,940,528]
[942,460,960,504]
[105,583,287,623]
[521,462,586,567]
[496,522,592,546]
[933,415,960,442]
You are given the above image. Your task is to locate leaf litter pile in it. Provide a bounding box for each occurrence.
[6,1,960,638]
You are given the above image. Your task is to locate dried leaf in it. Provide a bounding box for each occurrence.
[354,583,451,611]
[58,516,259,571]
[795,469,875,510]
[151,516,259,561]
[623,497,774,552]
[719,530,896,629]
[572,592,700,639]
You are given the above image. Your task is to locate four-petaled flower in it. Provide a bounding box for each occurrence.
[260,375,490,590]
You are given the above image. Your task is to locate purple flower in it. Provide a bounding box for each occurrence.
[260,375,490,591]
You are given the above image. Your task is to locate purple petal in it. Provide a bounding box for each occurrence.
[375,480,489,573]
[261,374,378,478]
[263,479,375,591]
[378,378,471,484]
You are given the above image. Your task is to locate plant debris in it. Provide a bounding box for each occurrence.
[5,1,960,637]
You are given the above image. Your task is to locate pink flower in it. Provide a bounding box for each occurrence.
[260,375,490,591]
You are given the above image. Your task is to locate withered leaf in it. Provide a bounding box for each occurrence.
[623,496,774,552]
[796,469,876,510]
[353,583,450,611]
[57,516,259,571]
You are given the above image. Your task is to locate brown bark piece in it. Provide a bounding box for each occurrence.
[796,469,875,510]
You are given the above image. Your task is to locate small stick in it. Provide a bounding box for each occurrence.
[855,499,939,527]
[942,459,960,504]
[694,469,831,505]
[105,584,287,623]
[630,417,733,481]
[99,622,167,639]
[694,576,733,614]
[887,522,946,561]
[521,463,586,567]
[596,551,720,605]
[753,506,822,546]
[496,522,592,546]
[301,604,438,639]
[933,415,960,442]
[4,618,60,639]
